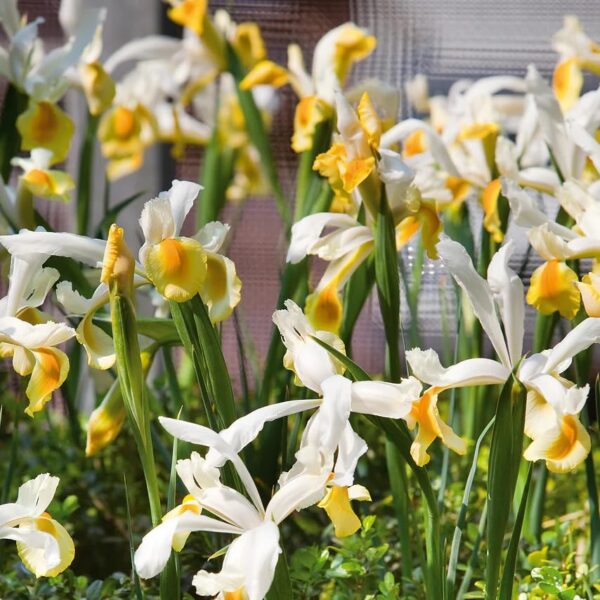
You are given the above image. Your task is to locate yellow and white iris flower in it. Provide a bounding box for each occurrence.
[0,181,240,372]
[0,1,102,163]
[0,474,75,577]
[503,177,600,319]
[12,149,74,202]
[0,252,75,416]
[240,23,376,153]
[407,237,595,471]
[139,180,241,316]
[135,422,330,599]
[552,16,600,112]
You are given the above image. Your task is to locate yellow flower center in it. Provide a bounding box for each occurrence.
[114,107,136,140]
[29,102,59,144]
[403,129,426,157]
[36,513,57,536]
[546,415,578,461]
[224,590,247,600]
[526,260,581,319]
[305,285,343,334]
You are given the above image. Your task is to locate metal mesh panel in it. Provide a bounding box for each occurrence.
[350,0,600,356]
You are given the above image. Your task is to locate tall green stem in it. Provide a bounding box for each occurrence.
[76,113,99,235]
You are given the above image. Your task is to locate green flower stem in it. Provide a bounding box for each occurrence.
[385,441,413,585]
[169,296,236,429]
[0,84,27,182]
[498,463,533,598]
[446,417,495,596]
[485,374,526,600]
[457,501,487,599]
[110,291,162,526]
[197,126,235,228]
[370,184,443,597]
[15,181,34,230]
[76,113,99,235]
[374,186,401,383]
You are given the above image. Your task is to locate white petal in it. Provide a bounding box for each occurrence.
[0,230,106,267]
[350,377,420,418]
[487,241,524,364]
[543,318,600,373]
[159,417,264,515]
[436,238,511,367]
[135,513,241,579]
[104,36,182,74]
[165,180,201,237]
[196,487,262,531]
[193,522,280,600]
[0,317,75,349]
[205,399,322,467]
[139,197,175,246]
[406,348,510,388]
[331,423,368,487]
[16,474,58,515]
[195,221,229,253]
[501,178,576,238]
[287,213,359,264]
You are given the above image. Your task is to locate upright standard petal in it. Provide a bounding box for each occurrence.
[436,238,511,367]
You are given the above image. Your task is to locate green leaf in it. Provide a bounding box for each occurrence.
[111,292,162,525]
[0,85,27,181]
[340,257,375,352]
[169,296,236,429]
[485,373,527,600]
[498,462,533,598]
[374,185,401,382]
[76,113,99,235]
[198,124,235,227]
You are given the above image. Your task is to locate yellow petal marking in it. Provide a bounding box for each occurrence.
[101,224,135,296]
[333,24,377,83]
[17,514,75,577]
[526,260,581,319]
[339,156,375,193]
[21,168,74,201]
[168,0,207,35]
[80,61,116,116]
[357,92,381,149]
[25,348,69,416]
[318,485,362,537]
[145,237,207,302]
[408,388,465,466]
[553,58,583,112]
[481,178,503,243]
[396,204,441,260]
[233,23,266,69]
[291,96,331,153]
[305,284,343,334]
[224,590,247,600]
[200,253,242,323]
[402,129,427,158]
[85,396,126,457]
[239,59,289,90]
[17,101,75,164]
